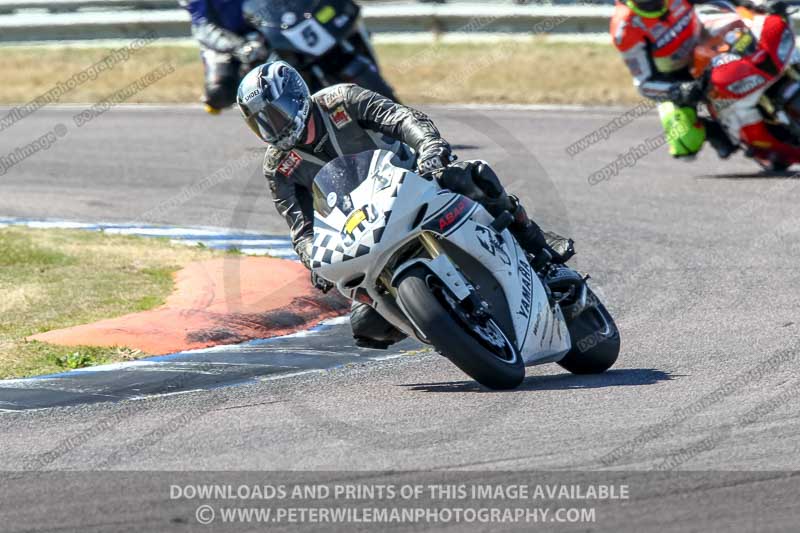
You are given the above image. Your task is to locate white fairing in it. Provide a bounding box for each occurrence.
[713,90,766,144]
[311,151,570,366]
[430,206,572,365]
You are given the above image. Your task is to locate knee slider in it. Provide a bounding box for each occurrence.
[350,303,405,344]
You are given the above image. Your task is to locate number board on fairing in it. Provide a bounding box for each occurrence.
[282,19,337,56]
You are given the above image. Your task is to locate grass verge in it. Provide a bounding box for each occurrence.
[0,40,638,105]
[0,227,228,379]
[379,41,638,105]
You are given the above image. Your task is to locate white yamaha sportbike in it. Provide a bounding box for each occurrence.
[310,150,620,389]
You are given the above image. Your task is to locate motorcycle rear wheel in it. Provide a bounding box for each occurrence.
[396,266,524,390]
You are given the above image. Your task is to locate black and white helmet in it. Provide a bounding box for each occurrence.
[236,61,311,150]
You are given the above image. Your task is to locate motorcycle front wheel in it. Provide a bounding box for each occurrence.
[558,288,620,374]
[396,266,524,390]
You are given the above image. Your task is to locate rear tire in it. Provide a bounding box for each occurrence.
[558,290,620,375]
[396,267,524,390]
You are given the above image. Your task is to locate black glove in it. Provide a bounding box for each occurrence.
[669,80,705,107]
[311,271,334,293]
[416,145,455,177]
[234,40,268,65]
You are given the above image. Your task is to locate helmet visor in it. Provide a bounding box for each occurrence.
[242,74,308,147]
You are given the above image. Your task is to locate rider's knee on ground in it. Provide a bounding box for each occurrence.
[657,101,706,158]
[204,80,239,109]
[350,302,406,347]
[201,51,240,109]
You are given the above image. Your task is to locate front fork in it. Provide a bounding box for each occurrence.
[378,231,443,296]
[419,231,441,258]
[388,232,491,326]
[390,233,471,300]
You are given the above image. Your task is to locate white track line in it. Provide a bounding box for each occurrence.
[0,217,298,259]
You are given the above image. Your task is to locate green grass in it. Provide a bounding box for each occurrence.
[378,40,638,105]
[0,227,229,379]
[0,40,638,105]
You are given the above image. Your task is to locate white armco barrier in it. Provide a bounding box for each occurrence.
[0,4,616,43]
[1,2,798,44]
[0,0,176,13]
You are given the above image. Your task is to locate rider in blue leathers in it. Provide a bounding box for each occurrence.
[180,0,270,112]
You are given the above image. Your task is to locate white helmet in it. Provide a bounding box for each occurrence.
[236,61,311,150]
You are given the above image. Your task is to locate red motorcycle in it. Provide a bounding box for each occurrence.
[693,5,800,170]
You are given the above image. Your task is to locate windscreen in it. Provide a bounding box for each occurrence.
[312,151,375,217]
[242,0,316,27]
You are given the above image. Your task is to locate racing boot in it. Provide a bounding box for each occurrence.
[439,163,575,264]
[702,118,737,159]
[508,195,575,265]
[203,103,222,115]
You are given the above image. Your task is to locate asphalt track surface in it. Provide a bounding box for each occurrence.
[2,105,800,531]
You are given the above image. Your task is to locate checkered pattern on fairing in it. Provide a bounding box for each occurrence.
[310,153,405,268]
[310,209,390,268]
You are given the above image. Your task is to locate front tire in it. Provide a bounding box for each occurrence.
[558,289,620,374]
[756,158,791,173]
[396,267,524,390]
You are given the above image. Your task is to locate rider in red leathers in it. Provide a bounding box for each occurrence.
[610,0,771,158]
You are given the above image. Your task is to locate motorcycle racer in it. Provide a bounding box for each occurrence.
[180,0,269,113]
[610,0,772,158]
[236,61,574,349]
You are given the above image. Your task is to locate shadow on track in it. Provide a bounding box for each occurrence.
[450,144,480,151]
[401,368,674,393]
[696,170,800,179]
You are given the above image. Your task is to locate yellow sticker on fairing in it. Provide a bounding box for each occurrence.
[344,209,366,234]
[316,6,336,24]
